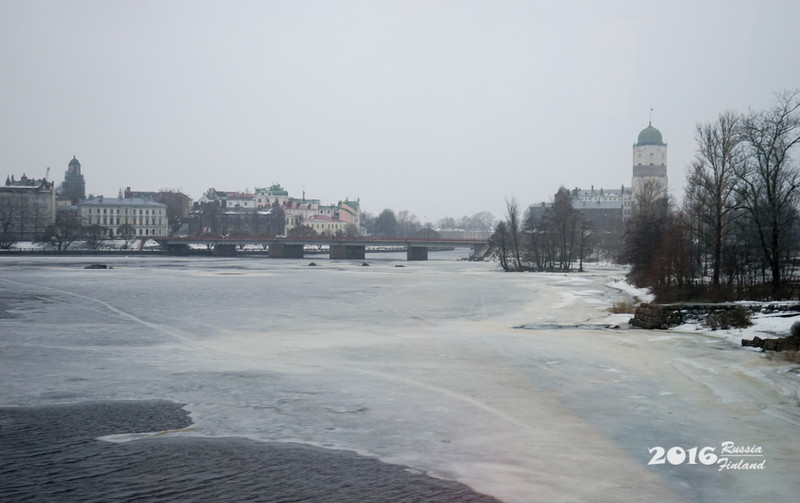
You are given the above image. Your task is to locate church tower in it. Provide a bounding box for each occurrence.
[632,122,668,211]
[61,156,86,205]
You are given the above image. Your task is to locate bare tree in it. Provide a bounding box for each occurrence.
[467,211,495,232]
[397,210,420,238]
[489,221,512,271]
[577,219,593,272]
[548,189,583,271]
[374,209,398,237]
[267,201,285,236]
[83,224,107,250]
[684,110,743,286]
[436,212,495,233]
[287,223,317,237]
[622,180,670,288]
[505,197,523,270]
[632,178,668,220]
[522,212,545,270]
[39,211,82,251]
[737,89,800,294]
[117,223,136,249]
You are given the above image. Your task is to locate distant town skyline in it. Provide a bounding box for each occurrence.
[2,0,799,221]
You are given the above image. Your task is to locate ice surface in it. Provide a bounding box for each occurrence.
[1,255,799,503]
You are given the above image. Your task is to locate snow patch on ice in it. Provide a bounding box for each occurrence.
[608,278,654,303]
[670,309,800,348]
[555,289,607,308]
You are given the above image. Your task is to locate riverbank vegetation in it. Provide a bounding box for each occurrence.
[489,193,591,273]
[624,90,800,301]
[491,90,800,303]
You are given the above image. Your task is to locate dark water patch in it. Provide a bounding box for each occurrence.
[0,400,501,503]
[514,322,621,330]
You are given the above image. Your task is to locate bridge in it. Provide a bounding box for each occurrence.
[155,235,491,261]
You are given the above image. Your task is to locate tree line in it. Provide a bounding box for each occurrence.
[623,89,800,300]
[361,209,495,238]
[489,192,592,272]
[488,89,800,303]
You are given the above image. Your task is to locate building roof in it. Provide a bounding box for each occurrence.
[80,196,166,208]
[341,199,360,211]
[220,192,254,199]
[307,214,339,222]
[636,123,665,146]
[572,187,631,198]
[4,174,53,189]
[256,184,289,196]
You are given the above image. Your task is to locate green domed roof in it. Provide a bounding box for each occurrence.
[636,123,665,146]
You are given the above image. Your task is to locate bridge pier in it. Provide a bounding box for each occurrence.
[269,243,304,259]
[330,244,366,260]
[213,243,238,257]
[165,243,191,256]
[407,246,429,261]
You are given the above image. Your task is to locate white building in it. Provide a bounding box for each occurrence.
[254,184,290,208]
[79,196,168,238]
[569,185,633,221]
[197,188,256,209]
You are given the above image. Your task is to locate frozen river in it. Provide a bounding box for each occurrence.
[1,254,799,502]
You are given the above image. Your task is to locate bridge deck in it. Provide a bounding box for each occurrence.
[157,236,488,247]
[156,236,490,260]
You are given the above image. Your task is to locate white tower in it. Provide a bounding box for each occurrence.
[632,122,668,210]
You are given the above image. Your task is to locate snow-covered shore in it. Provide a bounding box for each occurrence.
[607,276,800,352]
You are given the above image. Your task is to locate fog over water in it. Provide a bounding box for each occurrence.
[1,254,799,502]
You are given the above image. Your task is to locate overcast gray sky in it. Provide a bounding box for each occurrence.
[2,0,799,222]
